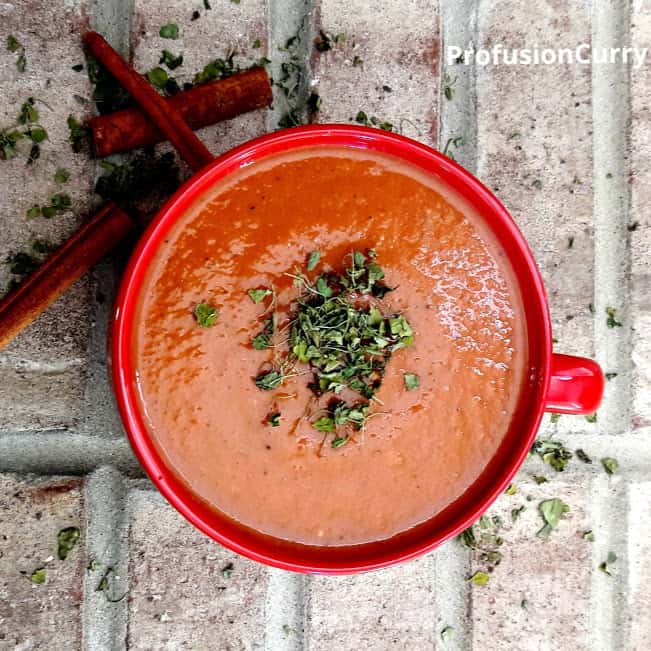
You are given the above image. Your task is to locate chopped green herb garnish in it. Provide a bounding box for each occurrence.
[352,55,363,67]
[585,413,598,423]
[159,24,179,39]
[306,251,321,271]
[505,483,517,496]
[159,50,184,70]
[16,52,26,72]
[606,307,623,328]
[72,63,84,72]
[266,411,281,427]
[536,498,569,539]
[313,416,335,432]
[531,439,572,471]
[403,373,420,391]
[30,568,46,584]
[583,530,595,542]
[204,0,212,8]
[531,475,548,484]
[57,527,81,560]
[550,413,561,424]
[255,370,283,391]
[194,303,219,327]
[469,571,490,586]
[575,448,592,464]
[222,562,234,578]
[601,457,618,475]
[440,626,454,642]
[54,168,70,183]
[605,372,618,381]
[253,38,261,49]
[252,334,271,350]
[331,436,349,449]
[248,288,272,304]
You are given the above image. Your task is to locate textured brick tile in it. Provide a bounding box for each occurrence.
[127,490,269,650]
[475,1,594,360]
[625,481,651,649]
[630,6,651,432]
[0,0,96,430]
[312,0,440,146]
[0,474,84,649]
[305,554,437,650]
[130,0,269,159]
[468,475,594,650]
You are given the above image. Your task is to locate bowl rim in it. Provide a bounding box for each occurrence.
[111,124,552,574]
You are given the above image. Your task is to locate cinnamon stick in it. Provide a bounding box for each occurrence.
[83,31,214,172]
[90,67,272,158]
[0,202,134,351]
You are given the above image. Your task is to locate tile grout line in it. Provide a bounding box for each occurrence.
[0,430,141,474]
[588,474,629,651]
[263,0,315,647]
[435,1,479,648]
[82,466,130,651]
[591,0,633,435]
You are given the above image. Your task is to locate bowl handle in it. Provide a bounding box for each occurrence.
[544,353,605,415]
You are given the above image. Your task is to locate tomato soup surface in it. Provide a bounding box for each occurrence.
[133,146,527,546]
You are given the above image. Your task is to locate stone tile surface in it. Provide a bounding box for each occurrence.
[305,554,437,650]
[468,474,595,650]
[0,0,97,431]
[0,474,84,649]
[130,0,270,164]
[311,0,440,146]
[475,0,595,362]
[127,490,269,650]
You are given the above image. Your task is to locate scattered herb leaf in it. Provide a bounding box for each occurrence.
[159,50,184,70]
[531,439,572,471]
[30,568,46,584]
[606,307,623,328]
[601,457,619,475]
[57,527,81,560]
[469,571,490,586]
[67,115,91,153]
[536,498,569,539]
[54,168,70,183]
[585,413,598,423]
[583,530,595,542]
[146,66,169,89]
[222,562,234,578]
[505,483,517,496]
[441,626,454,642]
[159,24,179,39]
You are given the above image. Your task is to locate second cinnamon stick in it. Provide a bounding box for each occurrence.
[89,67,273,158]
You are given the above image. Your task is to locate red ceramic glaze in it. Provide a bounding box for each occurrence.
[111,125,604,574]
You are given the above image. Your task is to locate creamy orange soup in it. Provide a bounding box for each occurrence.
[133,147,527,546]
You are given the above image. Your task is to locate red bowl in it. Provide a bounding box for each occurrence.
[111,125,604,574]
